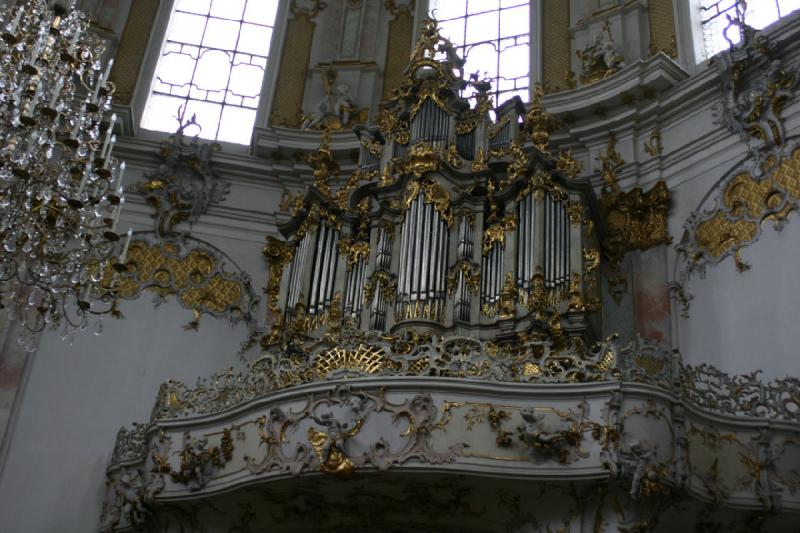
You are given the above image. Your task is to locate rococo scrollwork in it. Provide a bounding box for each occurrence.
[675,19,799,311]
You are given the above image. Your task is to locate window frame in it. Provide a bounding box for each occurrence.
[686,0,800,63]
[128,0,290,150]
[424,0,536,105]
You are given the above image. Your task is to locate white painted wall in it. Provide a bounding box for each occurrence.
[674,223,800,379]
[0,296,252,532]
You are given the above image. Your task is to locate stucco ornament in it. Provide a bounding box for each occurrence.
[111,422,147,463]
[116,116,258,339]
[245,386,463,477]
[517,402,596,464]
[302,68,365,130]
[99,468,158,532]
[619,439,660,498]
[137,113,229,237]
[170,430,234,491]
[308,393,367,476]
[576,20,625,85]
[676,142,800,314]
[712,20,797,154]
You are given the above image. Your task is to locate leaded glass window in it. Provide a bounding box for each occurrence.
[141,0,279,144]
[429,0,530,105]
[701,0,800,58]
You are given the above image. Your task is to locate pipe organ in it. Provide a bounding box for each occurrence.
[268,19,602,346]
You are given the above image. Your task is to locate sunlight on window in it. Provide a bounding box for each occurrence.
[701,0,800,58]
[429,0,530,106]
[141,0,279,144]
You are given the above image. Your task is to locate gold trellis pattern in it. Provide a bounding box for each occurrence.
[689,147,800,267]
[541,0,572,93]
[268,9,318,128]
[313,344,395,377]
[108,0,160,104]
[382,1,416,100]
[110,240,251,327]
[647,0,678,58]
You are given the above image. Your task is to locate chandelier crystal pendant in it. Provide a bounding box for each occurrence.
[0,0,129,348]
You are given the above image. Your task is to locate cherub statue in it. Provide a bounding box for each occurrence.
[518,408,578,462]
[119,473,146,522]
[620,439,658,498]
[302,83,355,130]
[576,20,625,83]
[308,403,365,475]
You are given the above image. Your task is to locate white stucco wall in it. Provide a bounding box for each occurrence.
[0,296,253,532]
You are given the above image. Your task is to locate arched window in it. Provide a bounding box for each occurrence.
[428,0,530,105]
[700,0,800,58]
[140,0,279,144]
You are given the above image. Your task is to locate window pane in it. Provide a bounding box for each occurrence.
[218,107,257,145]
[211,0,245,20]
[499,5,528,38]
[468,0,498,15]
[230,59,266,99]
[438,17,465,43]
[194,49,232,92]
[184,100,223,141]
[202,17,240,50]
[141,94,185,133]
[154,50,195,87]
[429,0,466,21]
[779,0,800,15]
[466,42,499,80]
[466,11,499,43]
[244,0,279,26]
[175,0,210,15]
[499,42,529,79]
[167,12,206,46]
[238,23,272,56]
[498,88,528,106]
[142,0,279,143]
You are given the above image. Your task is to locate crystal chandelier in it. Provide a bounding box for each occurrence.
[0,0,129,348]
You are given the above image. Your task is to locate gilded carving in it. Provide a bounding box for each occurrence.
[518,402,598,464]
[598,134,671,264]
[523,84,558,153]
[105,238,256,332]
[363,271,397,304]
[681,147,800,275]
[557,149,582,178]
[263,236,294,315]
[402,174,453,225]
[447,260,480,295]
[308,397,365,476]
[170,429,234,491]
[499,272,517,319]
[602,180,672,264]
[137,116,228,237]
[643,128,663,157]
[713,22,797,152]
